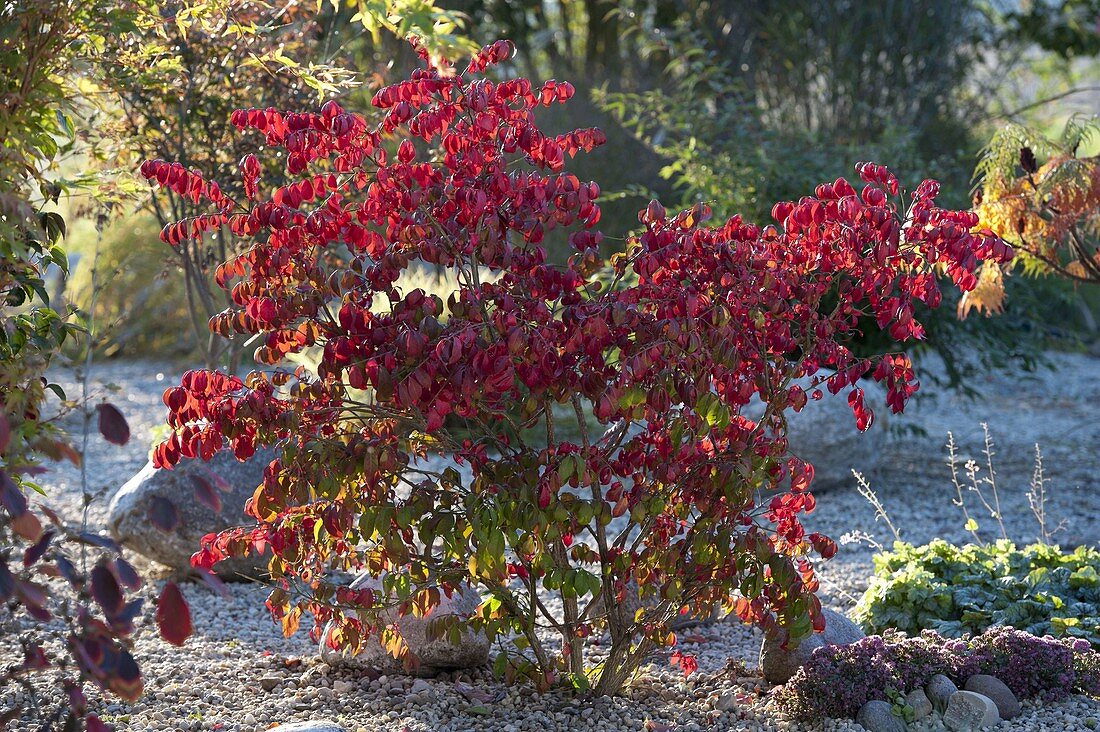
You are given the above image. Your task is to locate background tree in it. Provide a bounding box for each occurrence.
[966,117,1100,323]
[104,1,357,370]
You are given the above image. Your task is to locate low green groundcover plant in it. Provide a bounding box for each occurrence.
[776,627,1100,720]
[854,539,1100,645]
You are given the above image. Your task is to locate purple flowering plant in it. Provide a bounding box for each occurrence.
[777,626,1100,720]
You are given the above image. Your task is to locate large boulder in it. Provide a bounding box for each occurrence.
[906,688,934,721]
[107,449,272,578]
[856,700,906,732]
[774,377,888,491]
[320,572,490,677]
[759,607,864,683]
[926,673,959,713]
[603,378,887,493]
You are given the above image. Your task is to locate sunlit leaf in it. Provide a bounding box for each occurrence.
[156,582,193,646]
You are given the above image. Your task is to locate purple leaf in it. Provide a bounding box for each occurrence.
[190,474,222,513]
[0,470,28,517]
[110,598,144,633]
[22,529,54,567]
[109,647,143,701]
[0,561,15,602]
[90,564,124,616]
[96,403,130,446]
[77,531,122,552]
[147,496,180,532]
[54,555,79,587]
[113,557,142,590]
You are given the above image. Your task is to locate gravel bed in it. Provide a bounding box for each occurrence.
[2,352,1099,731]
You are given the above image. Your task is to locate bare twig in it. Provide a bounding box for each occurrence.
[852,470,901,543]
[947,431,983,545]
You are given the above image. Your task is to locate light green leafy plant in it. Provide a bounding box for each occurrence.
[854,539,1100,645]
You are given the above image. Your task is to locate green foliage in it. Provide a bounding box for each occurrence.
[337,0,478,62]
[1002,0,1100,59]
[854,539,1100,646]
[66,213,195,358]
[1,4,198,729]
[0,0,138,477]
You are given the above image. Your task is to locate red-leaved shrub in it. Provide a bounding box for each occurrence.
[143,40,1013,694]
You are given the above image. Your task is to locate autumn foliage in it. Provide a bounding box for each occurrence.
[964,118,1100,318]
[144,40,1013,694]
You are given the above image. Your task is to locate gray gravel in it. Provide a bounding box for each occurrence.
[2,352,1099,731]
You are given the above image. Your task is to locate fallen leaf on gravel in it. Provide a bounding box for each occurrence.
[644,720,674,731]
[453,681,494,702]
[467,705,490,716]
[680,634,707,643]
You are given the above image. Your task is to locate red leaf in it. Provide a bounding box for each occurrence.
[156,581,193,646]
[10,510,42,541]
[96,403,131,446]
[190,474,222,512]
[85,714,111,732]
[147,496,180,532]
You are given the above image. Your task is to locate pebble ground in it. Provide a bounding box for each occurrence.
[2,352,1099,731]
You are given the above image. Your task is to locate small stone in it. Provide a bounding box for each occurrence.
[409,679,432,695]
[266,723,346,732]
[926,673,958,713]
[242,713,257,726]
[964,674,1021,720]
[714,692,737,711]
[906,688,933,720]
[259,676,282,692]
[855,700,906,732]
[943,690,1000,731]
[332,680,355,694]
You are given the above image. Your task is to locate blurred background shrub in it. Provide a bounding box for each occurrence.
[37,0,1100,368]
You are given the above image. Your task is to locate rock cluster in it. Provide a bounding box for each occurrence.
[854,672,1022,731]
